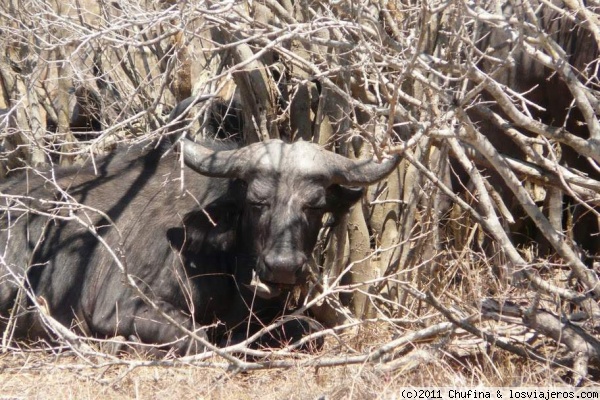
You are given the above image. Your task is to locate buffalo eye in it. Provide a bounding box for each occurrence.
[304,205,324,212]
[303,199,326,214]
[248,200,269,210]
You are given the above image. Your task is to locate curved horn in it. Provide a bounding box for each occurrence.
[327,152,401,186]
[181,138,244,178]
[167,95,247,177]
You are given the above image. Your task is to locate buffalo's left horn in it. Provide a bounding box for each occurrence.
[326,152,401,186]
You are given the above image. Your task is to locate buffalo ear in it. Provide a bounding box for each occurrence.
[325,185,364,227]
[167,201,239,255]
[166,227,186,252]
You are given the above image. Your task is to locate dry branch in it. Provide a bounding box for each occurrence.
[1,0,600,385]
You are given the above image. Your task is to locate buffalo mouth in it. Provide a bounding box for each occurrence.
[244,270,296,299]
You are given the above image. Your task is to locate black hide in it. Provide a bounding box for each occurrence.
[0,141,369,354]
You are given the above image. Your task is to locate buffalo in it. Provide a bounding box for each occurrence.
[452,1,600,263]
[0,96,399,355]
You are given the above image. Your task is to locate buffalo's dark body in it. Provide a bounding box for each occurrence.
[0,130,398,353]
[0,146,291,352]
[457,1,600,260]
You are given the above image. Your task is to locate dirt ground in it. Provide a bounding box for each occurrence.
[0,351,456,400]
[0,331,570,400]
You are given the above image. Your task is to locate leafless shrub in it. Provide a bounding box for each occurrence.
[1,0,599,387]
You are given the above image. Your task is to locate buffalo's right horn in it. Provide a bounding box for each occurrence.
[326,152,401,186]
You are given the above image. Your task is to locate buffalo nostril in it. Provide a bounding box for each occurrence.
[262,252,307,284]
[264,254,306,271]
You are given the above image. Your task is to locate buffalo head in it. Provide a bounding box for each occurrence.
[180,138,399,294]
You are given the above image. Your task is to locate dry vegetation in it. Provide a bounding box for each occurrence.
[0,328,572,399]
[1,0,600,395]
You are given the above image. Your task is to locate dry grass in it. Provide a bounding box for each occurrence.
[0,353,565,400]
[0,321,574,400]
[1,250,588,398]
[0,352,467,400]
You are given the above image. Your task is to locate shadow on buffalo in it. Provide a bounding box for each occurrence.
[0,96,399,356]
